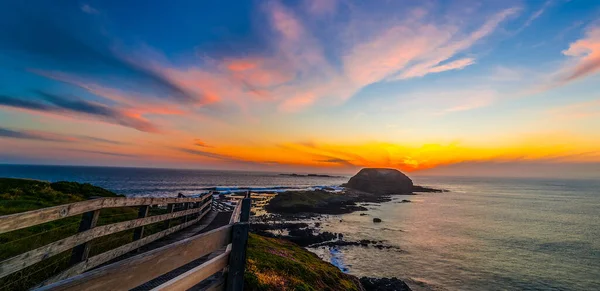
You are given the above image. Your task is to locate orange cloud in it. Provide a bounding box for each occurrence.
[562,25,600,83]
[194,139,213,148]
[226,59,258,71]
[278,92,316,112]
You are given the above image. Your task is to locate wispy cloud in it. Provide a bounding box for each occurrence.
[306,0,338,16]
[0,127,69,142]
[314,158,354,167]
[268,3,517,110]
[517,0,553,32]
[387,8,519,81]
[70,149,139,158]
[0,92,160,132]
[194,139,213,148]
[80,4,99,14]
[174,147,276,166]
[0,126,126,145]
[176,147,236,161]
[77,136,126,145]
[132,2,519,115]
[0,8,199,103]
[560,25,600,84]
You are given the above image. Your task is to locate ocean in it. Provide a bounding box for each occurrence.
[1,164,598,290]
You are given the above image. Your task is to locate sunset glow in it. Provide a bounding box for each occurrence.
[1,0,599,177]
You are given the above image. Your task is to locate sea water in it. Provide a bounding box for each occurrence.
[0,165,598,290]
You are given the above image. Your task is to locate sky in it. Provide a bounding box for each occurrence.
[0,0,599,178]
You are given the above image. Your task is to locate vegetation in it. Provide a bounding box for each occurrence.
[244,233,361,291]
[0,178,121,215]
[0,178,173,290]
[1,178,361,291]
[265,190,363,214]
[267,190,341,208]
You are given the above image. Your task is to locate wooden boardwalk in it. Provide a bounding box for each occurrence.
[130,211,233,290]
[0,194,252,291]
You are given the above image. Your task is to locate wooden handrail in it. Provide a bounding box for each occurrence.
[2,194,253,291]
[0,195,212,234]
[39,206,212,286]
[150,250,231,291]
[0,199,212,279]
[37,224,233,291]
[229,202,243,225]
[147,199,250,291]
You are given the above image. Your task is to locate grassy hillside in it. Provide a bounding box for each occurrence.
[265,190,365,214]
[0,178,122,215]
[245,233,362,291]
[1,178,364,290]
[0,178,140,290]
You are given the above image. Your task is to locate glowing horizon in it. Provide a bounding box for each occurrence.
[1,0,599,178]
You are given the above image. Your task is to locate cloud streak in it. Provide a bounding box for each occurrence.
[0,93,159,132]
[131,2,518,116]
[0,4,200,104]
[0,127,69,142]
[175,147,276,166]
[0,126,126,145]
[194,139,213,148]
[561,25,600,83]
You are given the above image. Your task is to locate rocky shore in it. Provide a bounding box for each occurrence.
[265,185,445,216]
[249,168,447,290]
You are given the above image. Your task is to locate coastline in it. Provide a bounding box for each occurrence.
[247,184,448,290]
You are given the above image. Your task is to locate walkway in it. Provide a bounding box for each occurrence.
[99,211,234,290]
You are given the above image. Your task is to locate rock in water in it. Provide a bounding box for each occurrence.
[360,277,412,291]
[347,168,414,194]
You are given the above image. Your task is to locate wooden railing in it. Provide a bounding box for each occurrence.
[0,192,252,291]
[212,199,234,212]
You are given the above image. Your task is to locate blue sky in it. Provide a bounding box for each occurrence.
[0,0,599,178]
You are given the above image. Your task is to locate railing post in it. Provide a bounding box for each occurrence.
[225,223,249,291]
[225,195,251,291]
[69,209,100,265]
[164,203,174,229]
[133,205,149,241]
[183,202,191,223]
[240,197,251,223]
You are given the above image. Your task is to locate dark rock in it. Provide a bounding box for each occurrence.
[250,222,309,232]
[412,185,447,193]
[347,168,413,195]
[360,277,412,291]
[373,218,382,223]
[310,240,400,250]
[265,190,368,215]
[251,226,338,247]
[397,199,411,203]
[360,213,368,216]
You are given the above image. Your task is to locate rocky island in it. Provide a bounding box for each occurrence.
[251,168,447,290]
[266,168,445,215]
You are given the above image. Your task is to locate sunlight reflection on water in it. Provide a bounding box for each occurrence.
[317,176,600,291]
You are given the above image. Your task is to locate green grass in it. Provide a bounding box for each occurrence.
[266,190,349,208]
[244,233,361,291]
[264,190,353,214]
[0,178,121,215]
[0,178,175,290]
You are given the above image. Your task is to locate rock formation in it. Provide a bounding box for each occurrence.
[346,168,414,194]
